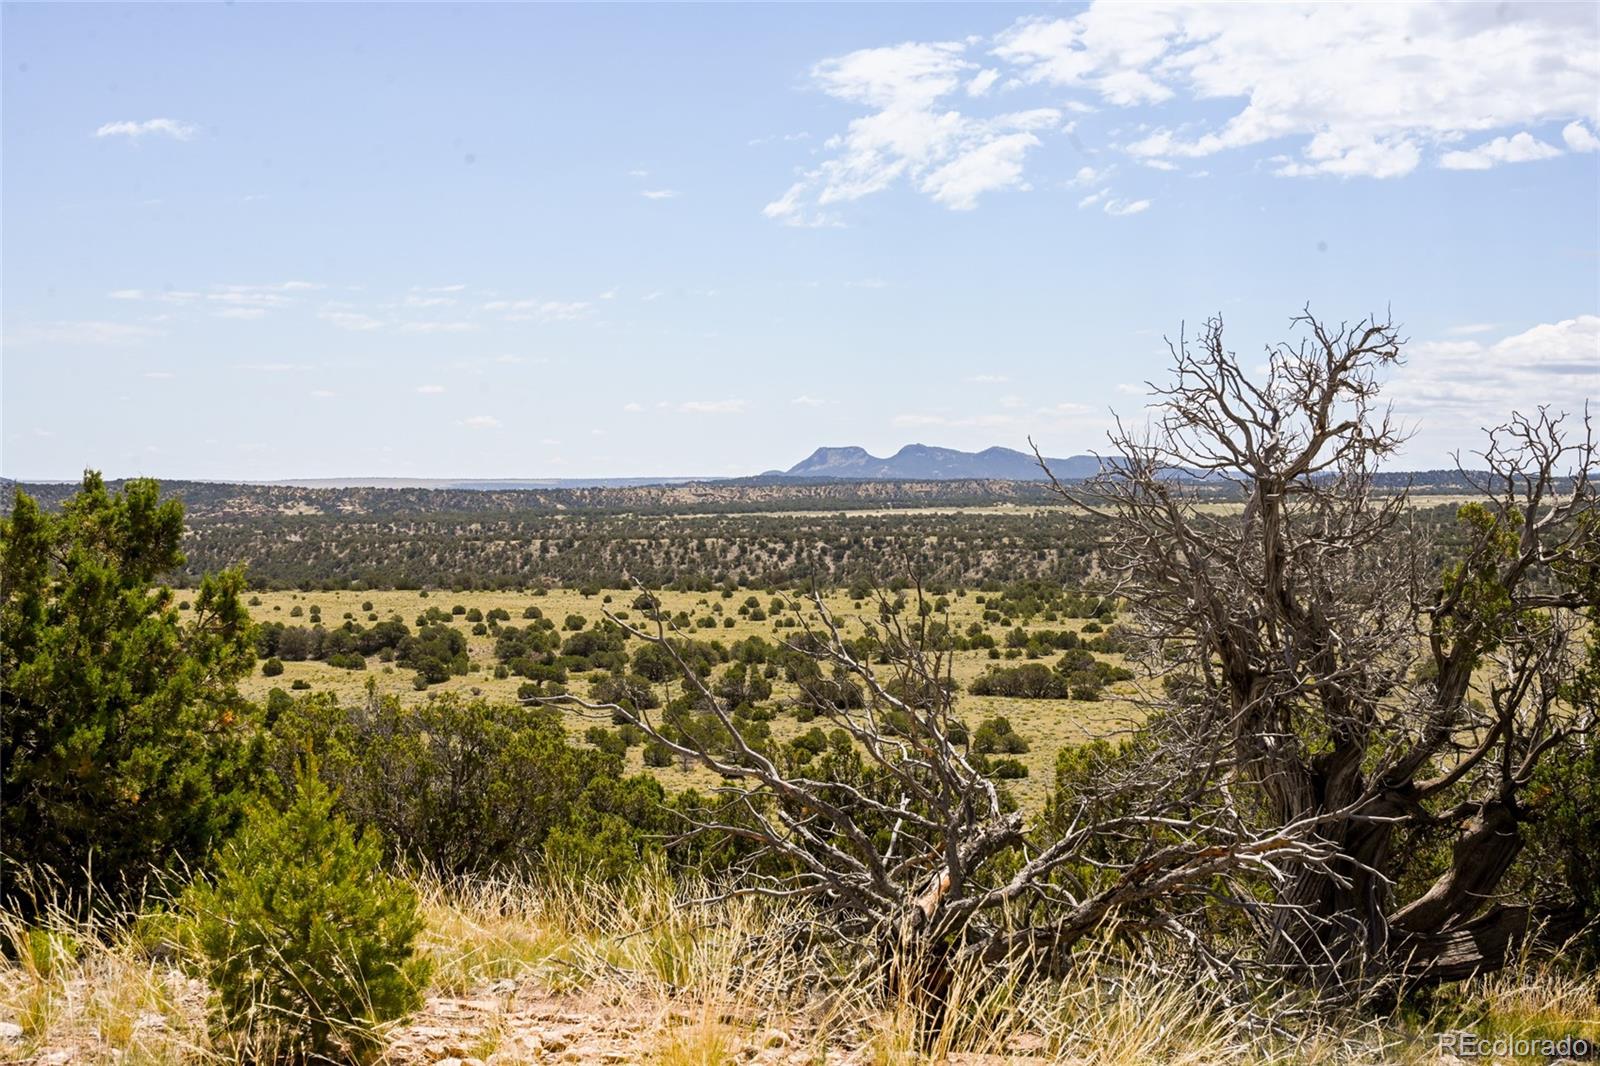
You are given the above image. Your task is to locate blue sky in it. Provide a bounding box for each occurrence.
[3,2,1597,480]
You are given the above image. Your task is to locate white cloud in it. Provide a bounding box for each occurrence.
[234,362,305,373]
[416,384,446,395]
[791,394,825,407]
[967,68,1000,97]
[483,298,592,322]
[1103,197,1151,215]
[641,189,678,199]
[676,399,747,414]
[966,374,1010,383]
[397,321,477,334]
[95,118,198,141]
[996,3,1598,179]
[461,414,502,429]
[1562,120,1600,152]
[622,401,644,413]
[309,389,336,399]
[763,41,1062,220]
[1388,316,1600,454]
[1446,323,1498,336]
[921,130,1044,209]
[143,371,175,380]
[1439,132,1562,171]
[7,320,160,345]
[214,307,268,320]
[770,3,1597,215]
[109,289,145,300]
[319,310,384,331]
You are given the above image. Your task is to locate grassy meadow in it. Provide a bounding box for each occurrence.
[192,586,1142,808]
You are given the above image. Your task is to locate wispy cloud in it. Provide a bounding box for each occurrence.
[461,414,502,429]
[319,310,385,331]
[641,189,679,200]
[415,384,446,395]
[1103,197,1151,216]
[483,298,592,322]
[95,118,198,141]
[7,320,161,345]
[676,399,747,414]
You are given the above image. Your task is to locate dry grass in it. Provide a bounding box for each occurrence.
[4,870,1594,1064]
[199,585,1144,807]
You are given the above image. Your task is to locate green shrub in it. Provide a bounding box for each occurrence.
[184,765,428,1062]
[263,657,285,677]
[1,474,261,909]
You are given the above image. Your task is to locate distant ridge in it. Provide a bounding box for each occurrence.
[770,444,1103,482]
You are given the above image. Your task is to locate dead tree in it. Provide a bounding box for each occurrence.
[1042,309,1598,987]
[539,582,1351,1027]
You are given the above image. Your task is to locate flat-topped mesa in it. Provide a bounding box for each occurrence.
[782,443,1103,481]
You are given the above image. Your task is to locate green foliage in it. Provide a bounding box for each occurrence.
[971,716,1030,755]
[394,623,467,686]
[272,690,664,878]
[970,663,1069,699]
[184,764,428,1062]
[1,473,261,907]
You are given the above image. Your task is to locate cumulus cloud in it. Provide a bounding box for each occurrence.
[1562,120,1600,152]
[1005,4,1597,177]
[95,118,198,141]
[1388,315,1600,456]
[762,41,1063,221]
[766,2,1597,215]
[1439,132,1563,170]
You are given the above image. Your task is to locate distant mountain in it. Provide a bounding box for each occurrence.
[774,444,1104,482]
